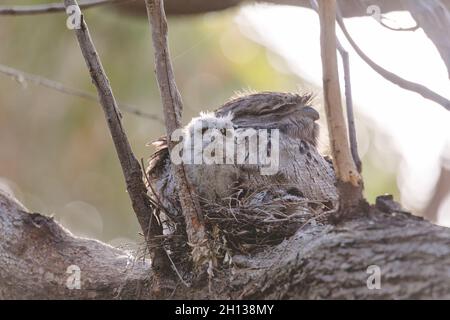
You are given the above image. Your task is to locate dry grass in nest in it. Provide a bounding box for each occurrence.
[201,186,334,255]
[150,185,335,272]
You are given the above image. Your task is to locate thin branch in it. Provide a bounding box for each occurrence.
[336,10,450,111]
[0,63,163,122]
[337,47,362,173]
[63,0,170,283]
[144,0,208,267]
[0,0,127,15]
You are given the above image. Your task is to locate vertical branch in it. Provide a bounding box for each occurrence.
[63,0,170,279]
[144,0,208,266]
[310,0,362,173]
[318,0,363,212]
[337,46,362,173]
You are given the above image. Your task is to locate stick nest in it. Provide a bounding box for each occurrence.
[156,185,334,271]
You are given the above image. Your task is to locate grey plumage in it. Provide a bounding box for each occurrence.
[146,92,337,253]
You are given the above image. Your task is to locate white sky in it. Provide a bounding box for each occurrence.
[238,4,450,224]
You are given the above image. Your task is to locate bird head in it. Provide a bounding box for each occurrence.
[215,92,320,146]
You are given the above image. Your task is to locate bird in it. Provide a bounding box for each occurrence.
[146,91,338,252]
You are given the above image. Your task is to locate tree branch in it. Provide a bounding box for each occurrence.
[0,191,154,299]
[2,190,450,299]
[338,47,362,174]
[62,0,170,286]
[309,0,362,173]
[317,0,363,213]
[144,0,208,268]
[0,63,163,122]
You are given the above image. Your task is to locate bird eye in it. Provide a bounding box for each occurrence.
[220,128,227,135]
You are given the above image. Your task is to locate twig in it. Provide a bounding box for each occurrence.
[144,0,208,268]
[63,0,170,280]
[336,9,450,111]
[164,249,190,288]
[0,0,127,15]
[0,63,163,122]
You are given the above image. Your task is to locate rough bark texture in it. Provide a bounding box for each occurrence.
[0,191,153,299]
[2,190,450,299]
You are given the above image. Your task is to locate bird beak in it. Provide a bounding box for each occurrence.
[302,106,320,121]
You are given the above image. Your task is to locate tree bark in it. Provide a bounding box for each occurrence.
[0,191,153,299]
[2,190,450,299]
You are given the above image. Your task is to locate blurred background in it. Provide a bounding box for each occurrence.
[1,0,449,248]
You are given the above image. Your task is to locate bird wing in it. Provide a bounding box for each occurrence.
[146,135,169,189]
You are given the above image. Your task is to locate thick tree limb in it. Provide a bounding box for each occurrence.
[62,0,170,281]
[317,0,363,212]
[2,190,450,299]
[144,0,208,267]
[0,191,154,299]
